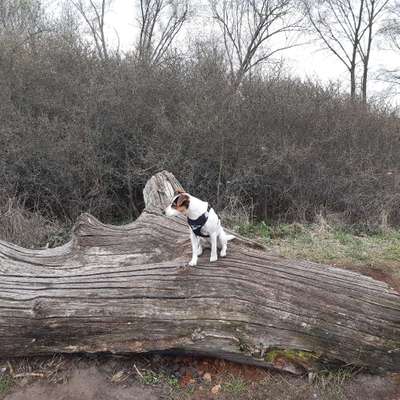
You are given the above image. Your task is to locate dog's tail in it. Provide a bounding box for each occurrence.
[221,229,235,241]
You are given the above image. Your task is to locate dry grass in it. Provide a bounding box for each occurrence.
[0,197,70,249]
[235,221,400,267]
[1,356,70,384]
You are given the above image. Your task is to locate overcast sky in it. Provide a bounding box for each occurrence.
[103,0,400,104]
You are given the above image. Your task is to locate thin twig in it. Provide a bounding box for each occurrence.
[133,363,144,379]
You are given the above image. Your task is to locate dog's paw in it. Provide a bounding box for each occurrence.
[210,255,218,263]
[188,259,197,267]
[220,250,226,257]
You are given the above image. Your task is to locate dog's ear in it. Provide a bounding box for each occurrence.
[175,188,185,195]
[176,193,190,208]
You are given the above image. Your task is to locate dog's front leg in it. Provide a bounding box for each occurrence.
[209,232,218,262]
[189,231,199,266]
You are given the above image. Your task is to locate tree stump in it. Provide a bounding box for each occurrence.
[0,171,399,374]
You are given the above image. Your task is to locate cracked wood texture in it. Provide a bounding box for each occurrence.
[0,170,399,374]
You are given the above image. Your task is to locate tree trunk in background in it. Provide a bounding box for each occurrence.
[350,66,356,100]
[0,171,399,374]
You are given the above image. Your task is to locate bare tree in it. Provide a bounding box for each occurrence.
[303,0,366,99]
[358,0,390,102]
[303,0,389,102]
[71,0,111,60]
[0,0,49,75]
[210,0,302,87]
[0,0,47,43]
[137,0,189,64]
[379,1,400,85]
[208,0,301,203]
[384,0,400,47]
[56,1,83,43]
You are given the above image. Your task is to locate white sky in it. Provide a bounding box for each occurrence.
[104,0,400,104]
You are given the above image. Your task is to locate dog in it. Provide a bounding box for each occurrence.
[164,189,235,266]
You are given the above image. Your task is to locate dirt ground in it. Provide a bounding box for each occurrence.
[1,354,400,400]
[4,367,160,400]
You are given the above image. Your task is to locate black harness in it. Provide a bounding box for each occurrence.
[187,204,212,237]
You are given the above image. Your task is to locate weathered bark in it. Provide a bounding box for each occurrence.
[0,171,399,374]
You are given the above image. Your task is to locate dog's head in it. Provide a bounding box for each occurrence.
[164,189,190,217]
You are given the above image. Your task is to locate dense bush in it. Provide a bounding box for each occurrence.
[1,32,399,227]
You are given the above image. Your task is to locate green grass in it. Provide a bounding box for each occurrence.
[223,376,248,395]
[0,376,13,396]
[235,221,400,269]
[141,370,164,385]
[141,370,179,389]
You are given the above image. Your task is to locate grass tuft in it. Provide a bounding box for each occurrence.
[223,376,248,395]
[311,368,355,400]
[0,376,13,396]
[141,370,179,389]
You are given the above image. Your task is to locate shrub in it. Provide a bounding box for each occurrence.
[0,31,399,228]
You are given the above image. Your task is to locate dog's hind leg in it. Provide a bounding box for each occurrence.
[219,228,228,258]
[197,242,203,256]
[209,232,218,262]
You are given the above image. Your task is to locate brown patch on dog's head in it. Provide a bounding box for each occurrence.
[172,193,190,213]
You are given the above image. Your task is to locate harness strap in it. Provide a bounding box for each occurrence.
[187,204,212,237]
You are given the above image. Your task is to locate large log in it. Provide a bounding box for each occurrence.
[0,171,399,374]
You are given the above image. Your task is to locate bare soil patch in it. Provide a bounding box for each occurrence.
[4,367,161,400]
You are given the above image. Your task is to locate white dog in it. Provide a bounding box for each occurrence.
[164,190,235,266]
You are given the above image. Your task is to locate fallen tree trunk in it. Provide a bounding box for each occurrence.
[0,171,399,374]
